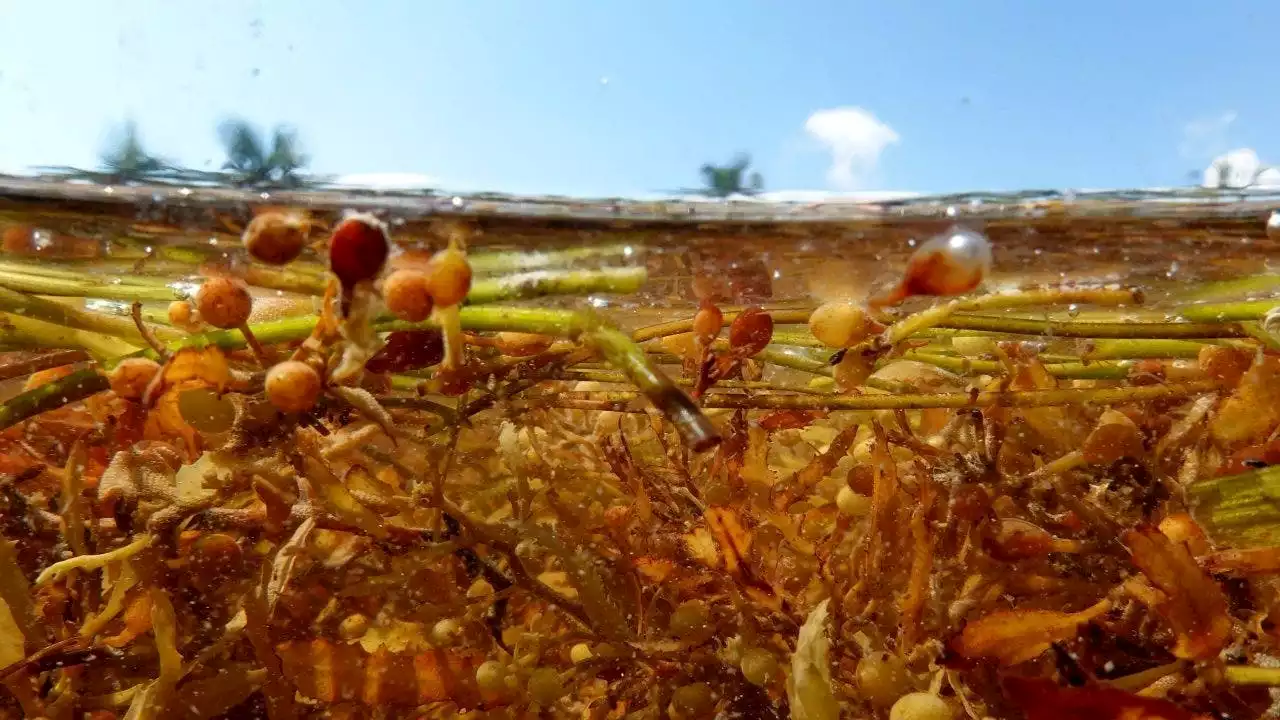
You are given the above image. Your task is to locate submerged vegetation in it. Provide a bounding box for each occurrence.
[1,189,1280,718]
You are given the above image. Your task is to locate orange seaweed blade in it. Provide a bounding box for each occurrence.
[950,599,1111,666]
[1004,676,1211,720]
[1123,526,1232,661]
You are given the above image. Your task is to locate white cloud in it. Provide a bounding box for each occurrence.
[1180,111,1237,160]
[803,107,899,190]
[1256,167,1280,188]
[1200,147,1280,188]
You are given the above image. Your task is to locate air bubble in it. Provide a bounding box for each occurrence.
[451,196,465,209]
[31,230,52,251]
[1067,304,1080,317]
[259,192,271,201]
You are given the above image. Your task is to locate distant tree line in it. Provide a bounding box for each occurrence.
[37,121,770,197]
[36,118,323,189]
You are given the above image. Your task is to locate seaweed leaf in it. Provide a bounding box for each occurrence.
[787,599,839,720]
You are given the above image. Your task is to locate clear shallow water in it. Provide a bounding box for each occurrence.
[3,176,1280,317]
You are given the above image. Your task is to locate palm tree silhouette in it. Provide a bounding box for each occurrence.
[698,153,764,198]
[99,121,167,184]
[218,118,309,188]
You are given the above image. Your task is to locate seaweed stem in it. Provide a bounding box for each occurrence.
[933,314,1246,339]
[1223,665,1280,686]
[0,268,181,302]
[543,380,1215,412]
[0,286,180,344]
[882,287,1143,347]
[0,368,110,434]
[0,350,88,382]
[131,302,169,359]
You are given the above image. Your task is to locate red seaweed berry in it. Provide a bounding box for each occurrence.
[692,302,724,346]
[328,213,391,287]
[728,307,773,358]
[243,211,312,266]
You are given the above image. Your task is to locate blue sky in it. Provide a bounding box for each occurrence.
[0,1,1277,197]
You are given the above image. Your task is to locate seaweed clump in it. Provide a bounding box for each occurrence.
[0,206,1277,720]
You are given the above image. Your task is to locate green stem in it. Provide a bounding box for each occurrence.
[234,265,327,296]
[1188,465,1280,548]
[1176,300,1275,322]
[0,369,109,433]
[199,264,649,306]
[883,287,1141,346]
[0,258,180,286]
[163,315,318,356]
[1241,322,1280,352]
[583,324,719,451]
[1079,338,1215,360]
[0,312,139,362]
[768,329,823,347]
[900,350,1133,380]
[1174,275,1280,303]
[468,243,641,274]
[87,300,176,327]
[0,268,182,303]
[934,314,1247,339]
[464,267,647,305]
[0,287,181,344]
[695,339,833,376]
[0,258,194,283]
